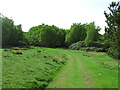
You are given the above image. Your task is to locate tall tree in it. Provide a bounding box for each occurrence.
[104,2,120,59]
[40,25,57,47]
[1,15,23,47]
[25,25,43,45]
[65,23,86,46]
[85,22,100,46]
[25,24,66,47]
[56,28,66,47]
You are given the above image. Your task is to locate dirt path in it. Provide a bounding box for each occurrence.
[47,51,96,88]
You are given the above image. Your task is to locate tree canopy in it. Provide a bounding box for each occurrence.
[24,24,66,47]
[1,16,23,47]
[85,22,101,46]
[104,1,120,59]
[65,23,86,46]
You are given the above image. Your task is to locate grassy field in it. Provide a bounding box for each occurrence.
[2,47,68,88]
[2,47,119,88]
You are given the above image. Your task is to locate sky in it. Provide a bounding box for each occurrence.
[0,0,119,34]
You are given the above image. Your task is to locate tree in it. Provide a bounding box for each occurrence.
[24,25,43,45]
[40,25,57,47]
[12,24,23,45]
[85,22,100,46]
[25,24,66,47]
[65,23,86,46]
[55,28,66,47]
[104,2,120,59]
[1,15,23,47]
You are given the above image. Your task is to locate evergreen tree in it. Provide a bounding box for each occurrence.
[104,2,120,59]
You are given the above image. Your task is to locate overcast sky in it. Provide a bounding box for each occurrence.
[0,0,119,34]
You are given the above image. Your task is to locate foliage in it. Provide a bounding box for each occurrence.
[25,24,66,47]
[40,25,57,47]
[65,23,86,46]
[85,22,101,46]
[1,16,23,47]
[68,41,85,50]
[69,41,109,52]
[55,28,66,47]
[24,25,43,45]
[104,1,120,59]
[80,47,107,52]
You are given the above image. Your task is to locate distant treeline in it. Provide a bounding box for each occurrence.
[1,1,120,59]
[1,17,101,48]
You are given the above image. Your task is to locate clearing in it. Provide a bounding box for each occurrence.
[2,47,118,88]
[47,50,118,88]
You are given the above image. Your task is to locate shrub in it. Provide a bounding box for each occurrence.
[85,41,103,47]
[69,41,109,52]
[108,46,120,60]
[80,47,107,52]
[68,41,85,50]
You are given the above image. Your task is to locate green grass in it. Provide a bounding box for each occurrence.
[0,49,2,89]
[2,47,119,88]
[2,47,68,88]
[47,50,118,88]
[76,51,118,88]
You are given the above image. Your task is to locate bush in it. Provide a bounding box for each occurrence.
[80,47,107,52]
[85,41,103,47]
[68,41,85,50]
[69,41,109,52]
[108,46,120,60]
[102,43,110,49]
[80,47,95,51]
